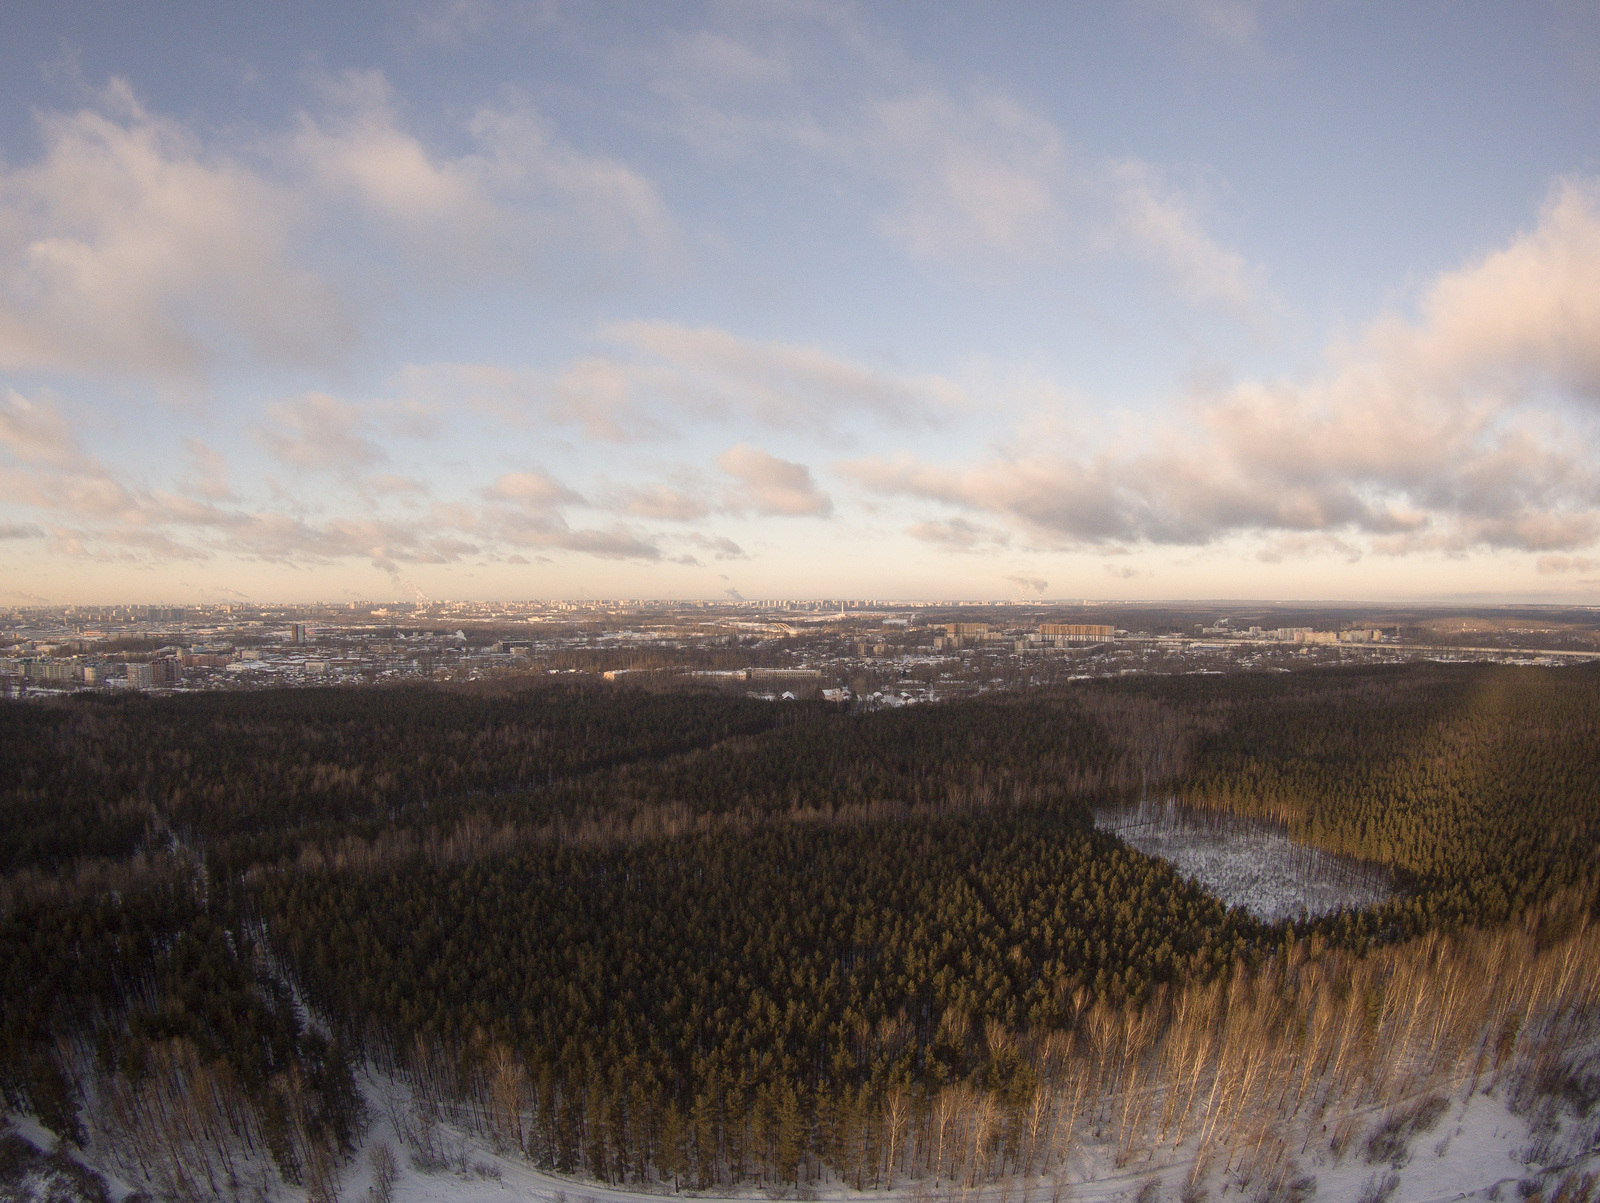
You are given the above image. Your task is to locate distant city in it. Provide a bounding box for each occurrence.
[4,598,1597,703]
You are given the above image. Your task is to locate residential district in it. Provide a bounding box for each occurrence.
[4,598,1598,705]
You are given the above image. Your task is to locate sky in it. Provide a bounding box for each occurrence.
[2,1,1600,605]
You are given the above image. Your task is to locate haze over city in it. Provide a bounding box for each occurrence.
[3,2,1599,604]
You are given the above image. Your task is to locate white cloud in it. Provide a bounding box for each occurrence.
[1537,555,1600,575]
[1368,180,1600,399]
[0,74,675,386]
[615,483,711,521]
[0,80,353,381]
[479,469,660,560]
[1103,159,1258,309]
[603,320,959,429]
[1154,0,1263,46]
[181,439,234,501]
[843,183,1600,557]
[645,11,1260,310]
[717,443,832,517]
[684,532,747,560]
[484,470,583,507]
[363,473,430,497]
[254,393,385,471]
[907,517,1010,551]
[869,89,1260,309]
[0,389,135,521]
[1,388,663,572]
[872,91,1068,263]
[292,70,672,275]
[0,388,88,468]
[490,509,661,560]
[397,322,961,441]
[394,359,652,441]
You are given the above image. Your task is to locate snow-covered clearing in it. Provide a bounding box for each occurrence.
[1095,801,1392,923]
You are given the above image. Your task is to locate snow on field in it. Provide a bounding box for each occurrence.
[1095,800,1393,923]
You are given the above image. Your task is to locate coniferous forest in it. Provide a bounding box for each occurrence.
[3,663,1599,1202]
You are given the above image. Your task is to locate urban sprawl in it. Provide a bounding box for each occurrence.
[5,599,1597,704]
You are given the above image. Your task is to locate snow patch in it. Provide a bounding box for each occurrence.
[1095,800,1393,923]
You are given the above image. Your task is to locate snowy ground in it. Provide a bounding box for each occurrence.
[336,1070,1594,1203]
[1095,801,1392,923]
[7,1058,1595,1203]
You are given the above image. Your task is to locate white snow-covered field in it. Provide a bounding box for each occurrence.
[1095,801,1392,923]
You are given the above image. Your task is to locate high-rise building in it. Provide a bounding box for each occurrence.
[1039,623,1115,643]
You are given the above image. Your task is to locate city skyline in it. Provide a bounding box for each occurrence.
[3,2,1600,604]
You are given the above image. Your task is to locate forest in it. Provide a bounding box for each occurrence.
[1,662,1598,1202]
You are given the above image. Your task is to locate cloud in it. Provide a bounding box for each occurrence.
[1154,0,1263,46]
[907,517,1009,551]
[35,498,484,577]
[501,521,660,561]
[415,0,505,44]
[0,73,674,385]
[181,439,234,501]
[602,321,960,429]
[0,390,134,519]
[0,523,43,540]
[1536,555,1600,575]
[717,443,833,517]
[685,532,747,559]
[254,393,384,471]
[484,470,583,508]
[362,473,430,497]
[0,80,353,381]
[1254,533,1364,564]
[0,388,88,468]
[398,323,961,441]
[863,88,1259,308]
[1368,180,1600,398]
[1005,575,1048,595]
[481,469,659,560]
[844,182,1600,557]
[667,31,791,93]
[572,530,657,559]
[871,91,1067,263]
[394,358,650,441]
[616,483,711,521]
[1102,160,1259,310]
[292,70,672,275]
[645,13,1257,309]
[1,389,661,572]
